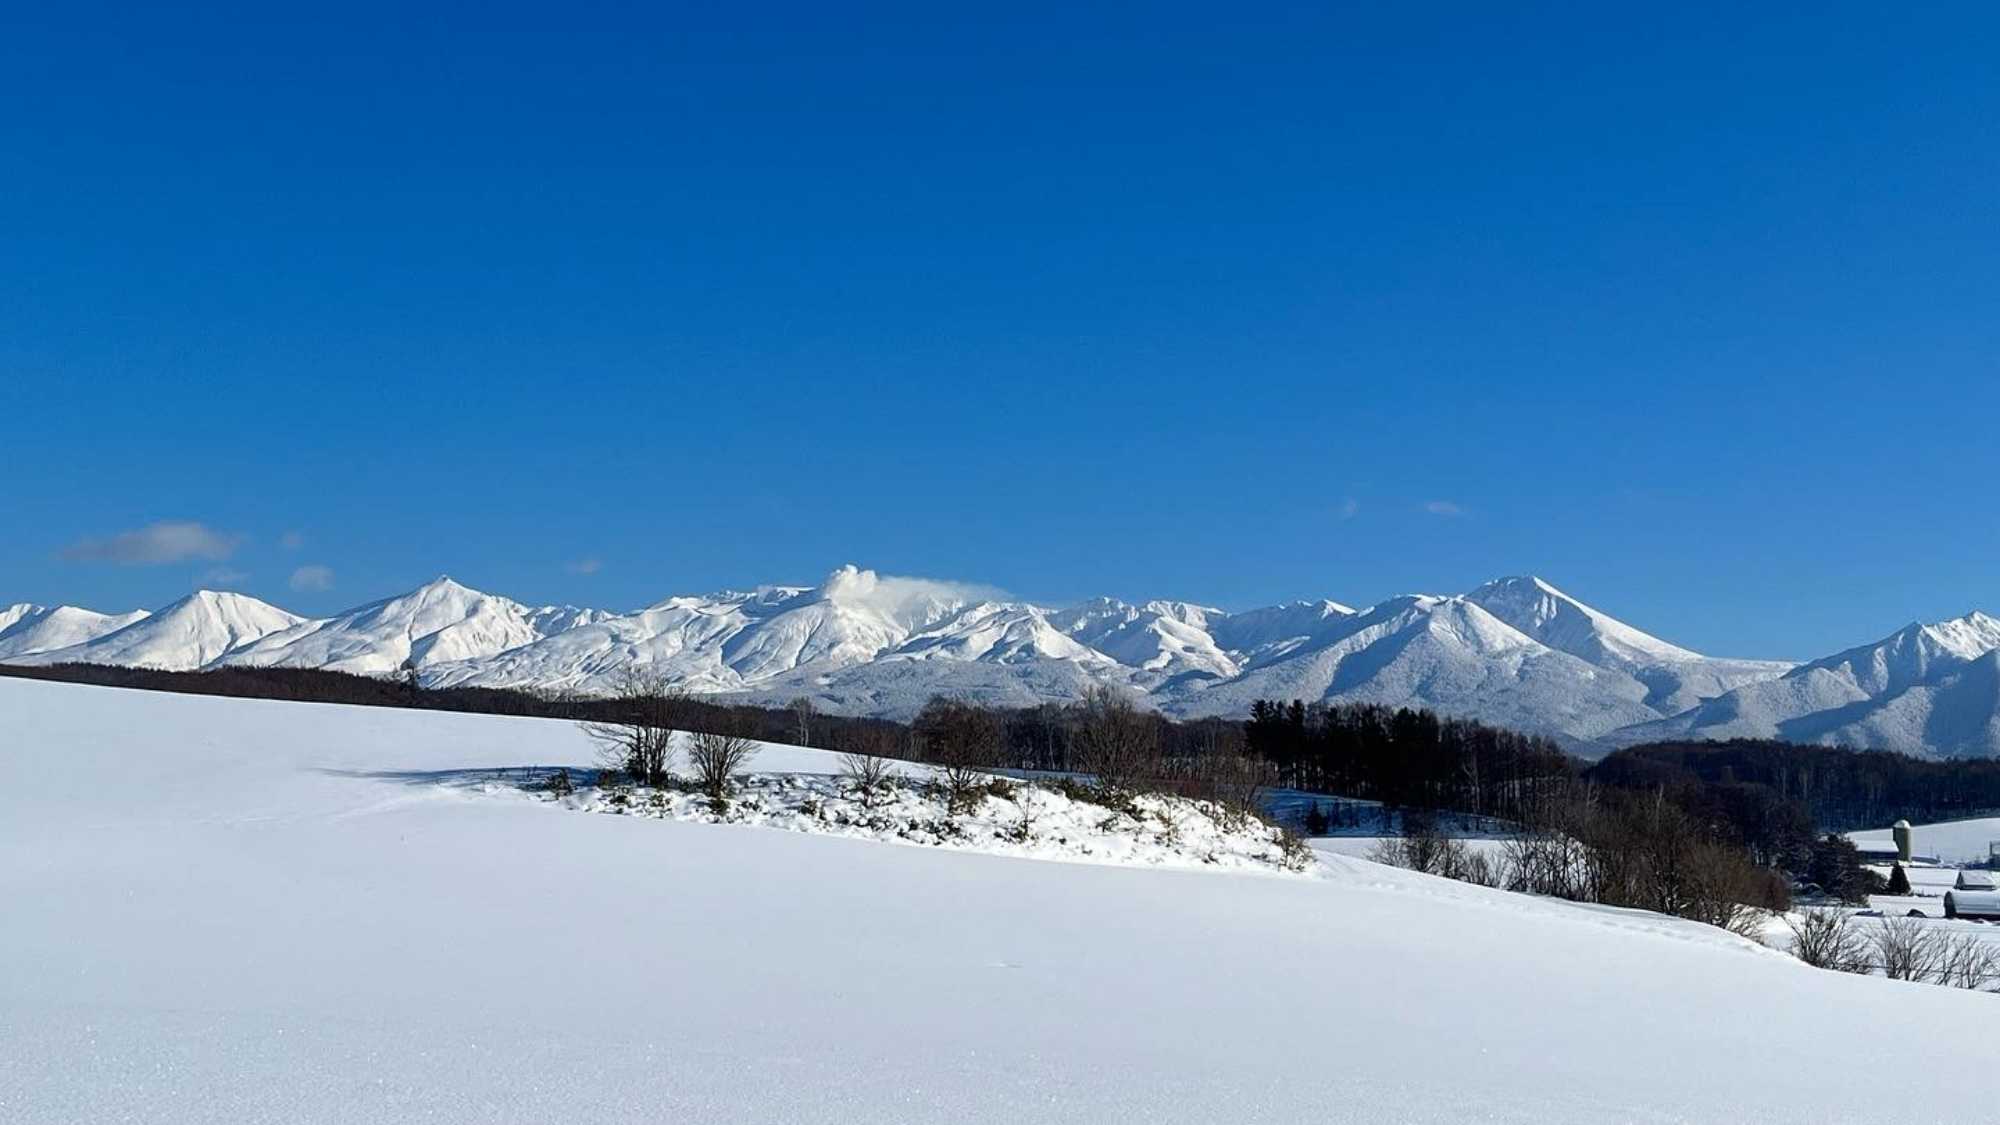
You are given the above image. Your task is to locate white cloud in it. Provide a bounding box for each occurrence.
[566,557,604,575]
[61,521,243,565]
[816,565,1004,626]
[1423,500,1466,517]
[289,564,336,592]
[279,530,306,551]
[202,567,250,586]
[1338,497,1360,520]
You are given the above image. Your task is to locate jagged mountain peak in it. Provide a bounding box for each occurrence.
[20,568,1941,755]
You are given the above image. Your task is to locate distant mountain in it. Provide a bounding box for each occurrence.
[0,604,151,660]
[16,566,2000,759]
[222,577,603,676]
[19,591,300,671]
[1612,612,2000,758]
[1463,576,1792,714]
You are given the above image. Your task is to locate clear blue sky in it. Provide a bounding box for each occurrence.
[4,3,1996,660]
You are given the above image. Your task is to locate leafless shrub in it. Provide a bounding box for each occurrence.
[836,725,899,807]
[1680,840,1785,937]
[1502,828,1589,900]
[1459,849,1502,888]
[913,697,1002,814]
[1785,909,1871,973]
[1367,836,1411,868]
[840,751,895,806]
[1871,915,1947,983]
[1181,751,1273,817]
[578,671,688,787]
[686,720,758,802]
[1932,931,2000,990]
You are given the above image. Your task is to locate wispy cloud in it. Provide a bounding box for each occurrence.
[202,567,250,586]
[1423,500,1466,517]
[289,564,335,592]
[279,530,306,551]
[61,521,243,565]
[817,565,1006,621]
[566,557,603,576]
[1337,497,1360,520]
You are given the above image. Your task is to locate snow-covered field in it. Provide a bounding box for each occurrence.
[1851,816,2000,865]
[9,678,2000,1123]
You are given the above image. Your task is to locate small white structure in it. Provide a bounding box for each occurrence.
[1954,869,1997,891]
[1945,889,2000,920]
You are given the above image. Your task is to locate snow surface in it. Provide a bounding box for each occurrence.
[1851,816,2000,865]
[3,567,1819,754]
[8,677,2000,1123]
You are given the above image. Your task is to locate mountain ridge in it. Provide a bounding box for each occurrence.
[11,567,1999,758]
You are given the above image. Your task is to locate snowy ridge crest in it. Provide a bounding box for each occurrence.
[11,565,2000,758]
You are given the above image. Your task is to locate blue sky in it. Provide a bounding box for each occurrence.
[3,3,1996,660]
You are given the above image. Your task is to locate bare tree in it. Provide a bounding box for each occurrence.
[788,696,815,747]
[839,725,899,807]
[1175,735,1271,814]
[579,671,689,787]
[687,718,759,802]
[1932,931,2000,990]
[1872,915,1947,983]
[1785,908,1871,973]
[913,697,1001,814]
[1069,685,1161,793]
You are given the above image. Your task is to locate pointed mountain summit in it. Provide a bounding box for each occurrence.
[1465,576,1698,667]
[23,591,301,671]
[1464,575,1791,713]
[223,576,584,675]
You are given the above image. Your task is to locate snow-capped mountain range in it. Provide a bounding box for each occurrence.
[7,566,2000,759]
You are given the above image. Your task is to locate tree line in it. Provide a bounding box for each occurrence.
[10,662,1985,861]
[1590,739,2000,832]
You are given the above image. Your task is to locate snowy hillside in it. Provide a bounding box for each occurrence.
[8,677,2000,1124]
[0,603,149,659]
[28,566,2000,757]
[1614,612,2000,758]
[1849,815,2000,865]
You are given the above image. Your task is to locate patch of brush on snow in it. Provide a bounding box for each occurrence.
[511,772,1316,875]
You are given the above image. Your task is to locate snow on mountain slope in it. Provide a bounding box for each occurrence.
[0,604,150,659]
[8,676,2000,1124]
[891,601,1116,667]
[222,576,588,675]
[18,591,301,671]
[1611,612,2000,758]
[1047,597,1240,682]
[0,568,1821,750]
[1204,598,1357,662]
[1165,594,1660,741]
[1466,576,1794,713]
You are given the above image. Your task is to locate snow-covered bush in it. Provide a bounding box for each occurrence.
[1785,908,1870,974]
[522,769,1314,876]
